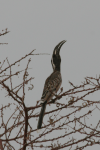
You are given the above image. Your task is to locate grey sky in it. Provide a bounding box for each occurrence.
[0,1,100,149]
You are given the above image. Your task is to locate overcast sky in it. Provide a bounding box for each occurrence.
[0,1,100,150]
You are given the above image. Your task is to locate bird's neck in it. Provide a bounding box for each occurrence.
[54,65,60,72]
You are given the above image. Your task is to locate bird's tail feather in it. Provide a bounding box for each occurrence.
[37,101,47,129]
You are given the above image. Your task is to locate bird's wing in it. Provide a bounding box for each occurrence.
[41,71,62,102]
[37,71,62,129]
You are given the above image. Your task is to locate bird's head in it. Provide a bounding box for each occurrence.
[51,40,66,71]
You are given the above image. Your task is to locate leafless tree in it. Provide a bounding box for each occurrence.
[0,49,100,150]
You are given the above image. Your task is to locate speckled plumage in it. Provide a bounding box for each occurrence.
[37,40,66,129]
[40,70,62,103]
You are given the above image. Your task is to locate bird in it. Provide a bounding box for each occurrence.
[37,40,66,129]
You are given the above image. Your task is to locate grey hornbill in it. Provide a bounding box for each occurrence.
[37,40,66,129]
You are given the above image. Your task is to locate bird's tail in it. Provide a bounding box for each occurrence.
[37,101,47,129]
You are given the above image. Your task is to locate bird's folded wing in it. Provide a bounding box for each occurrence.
[41,71,62,103]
